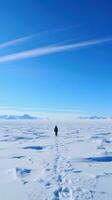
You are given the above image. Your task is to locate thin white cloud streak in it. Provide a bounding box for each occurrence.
[0,25,80,50]
[0,106,86,114]
[0,35,36,50]
[0,30,57,50]
[0,37,111,63]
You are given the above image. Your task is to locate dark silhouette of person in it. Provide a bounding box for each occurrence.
[54,125,58,136]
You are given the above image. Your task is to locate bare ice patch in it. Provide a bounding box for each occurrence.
[16,167,32,178]
[12,156,24,159]
[83,156,112,162]
[23,146,45,151]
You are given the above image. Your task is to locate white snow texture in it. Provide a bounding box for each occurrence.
[0,120,112,200]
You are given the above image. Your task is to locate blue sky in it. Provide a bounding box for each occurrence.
[0,0,112,116]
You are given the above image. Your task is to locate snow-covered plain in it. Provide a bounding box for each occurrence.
[0,119,112,200]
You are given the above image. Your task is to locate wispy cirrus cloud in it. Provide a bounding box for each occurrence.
[0,34,36,50]
[0,37,111,63]
[0,30,59,50]
[0,25,81,51]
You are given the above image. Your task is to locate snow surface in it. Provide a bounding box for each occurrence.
[0,120,112,200]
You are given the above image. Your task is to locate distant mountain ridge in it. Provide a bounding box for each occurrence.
[79,116,107,120]
[0,114,37,120]
[0,114,110,120]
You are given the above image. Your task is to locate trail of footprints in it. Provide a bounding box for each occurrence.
[12,126,112,200]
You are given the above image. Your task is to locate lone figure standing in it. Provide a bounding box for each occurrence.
[54,125,58,136]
